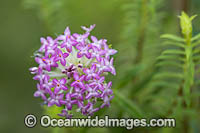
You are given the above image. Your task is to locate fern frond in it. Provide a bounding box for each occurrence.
[157,55,185,62]
[156,60,184,68]
[161,34,185,42]
[191,33,200,42]
[191,40,200,47]
[162,41,186,48]
[162,49,185,55]
[148,80,180,89]
[116,0,165,118]
[153,72,184,80]
[149,12,198,108]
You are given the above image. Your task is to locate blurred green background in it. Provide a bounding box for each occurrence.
[0,0,200,133]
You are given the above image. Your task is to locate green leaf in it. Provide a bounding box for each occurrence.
[115,64,145,90]
[193,48,200,54]
[191,33,200,42]
[191,40,200,48]
[193,55,200,61]
[153,72,184,80]
[162,49,185,55]
[190,14,197,21]
[131,70,157,95]
[156,60,183,68]
[113,91,144,118]
[149,80,180,89]
[161,34,185,42]
[162,41,185,48]
[157,55,185,62]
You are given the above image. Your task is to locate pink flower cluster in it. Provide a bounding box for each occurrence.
[29,24,117,118]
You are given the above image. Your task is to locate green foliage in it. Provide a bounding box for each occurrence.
[145,12,200,132]
[156,12,198,106]
[115,0,165,119]
[23,0,69,33]
[115,9,200,133]
[115,0,164,93]
[113,91,144,118]
[119,0,164,65]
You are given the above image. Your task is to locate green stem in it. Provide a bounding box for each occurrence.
[134,0,148,64]
[183,38,194,107]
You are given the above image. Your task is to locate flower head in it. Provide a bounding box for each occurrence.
[30,24,117,118]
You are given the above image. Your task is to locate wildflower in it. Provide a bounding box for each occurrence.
[76,43,92,59]
[52,78,68,94]
[30,25,117,118]
[33,68,44,82]
[102,43,117,59]
[41,75,53,91]
[58,27,77,52]
[83,64,99,81]
[91,46,104,62]
[48,93,64,107]
[58,109,73,118]
[71,72,85,89]
[85,85,100,100]
[89,76,105,90]
[55,48,69,66]
[81,24,96,33]
[34,83,47,101]
[41,56,58,71]
[91,36,103,49]
[60,93,76,110]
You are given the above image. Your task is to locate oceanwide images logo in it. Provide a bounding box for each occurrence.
[24,114,176,129]
[24,114,37,128]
